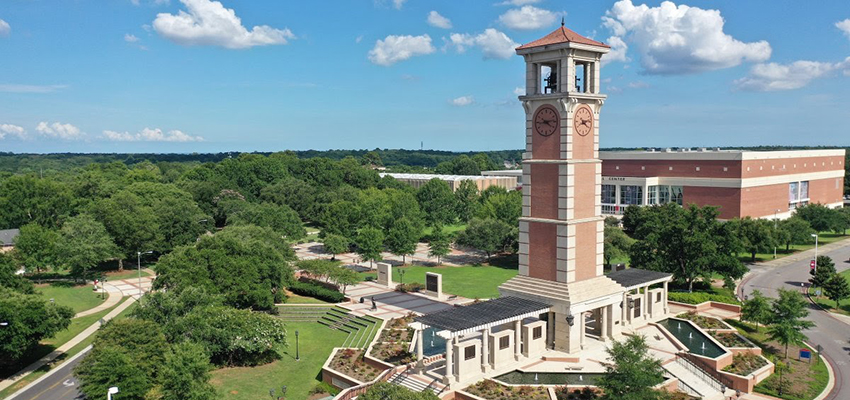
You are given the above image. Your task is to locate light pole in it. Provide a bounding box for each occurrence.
[812,233,819,272]
[295,330,300,361]
[773,209,780,259]
[107,386,119,400]
[137,250,153,298]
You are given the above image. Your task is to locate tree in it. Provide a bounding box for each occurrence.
[124,182,210,252]
[456,218,514,262]
[359,382,439,400]
[741,290,771,331]
[260,177,319,222]
[153,225,295,310]
[597,335,666,400]
[0,253,34,294]
[767,289,815,358]
[731,217,777,262]
[355,227,384,268]
[330,266,359,294]
[834,206,850,235]
[228,202,306,240]
[90,191,162,270]
[454,179,480,223]
[428,225,451,265]
[361,150,383,167]
[604,226,633,267]
[824,273,850,309]
[323,234,350,260]
[795,204,840,233]
[809,255,836,288]
[0,288,73,364]
[56,214,119,280]
[159,342,218,400]
[386,218,419,264]
[476,190,522,226]
[13,223,59,274]
[778,216,815,251]
[416,178,456,226]
[629,204,744,292]
[0,175,73,229]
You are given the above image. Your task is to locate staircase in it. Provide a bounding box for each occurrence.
[662,357,724,400]
[388,370,446,396]
[277,306,380,349]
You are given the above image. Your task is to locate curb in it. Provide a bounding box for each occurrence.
[3,345,92,400]
[810,343,837,400]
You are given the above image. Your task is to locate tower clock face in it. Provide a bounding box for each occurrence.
[533,105,560,137]
[573,105,593,137]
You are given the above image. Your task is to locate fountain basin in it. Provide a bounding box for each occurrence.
[494,370,605,385]
[657,318,727,359]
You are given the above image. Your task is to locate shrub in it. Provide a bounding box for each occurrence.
[668,291,740,305]
[395,282,425,293]
[288,281,345,303]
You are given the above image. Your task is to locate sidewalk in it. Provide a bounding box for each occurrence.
[0,284,136,392]
[74,282,122,318]
[753,237,850,269]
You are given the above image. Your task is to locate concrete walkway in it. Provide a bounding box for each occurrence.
[0,286,137,393]
[74,283,122,318]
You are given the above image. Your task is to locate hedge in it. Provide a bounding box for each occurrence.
[668,291,740,305]
[288,281,345,303]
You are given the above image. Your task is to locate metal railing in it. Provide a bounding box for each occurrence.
[674,355,724,393]
[601,204,625,215]
[678,352,736,390]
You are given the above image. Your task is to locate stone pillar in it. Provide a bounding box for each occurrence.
[600,306,609,341]
[416,328,424,361]
[376,262,393,288]
[554,312,583,354]
[547,312,555,349]
[644,287,650,320]
[579,312,586,348]
[663,281,669,314]
[622,292,629,326]
[481,328,490,372]
[444,337,454,384]
[514,320,522,361]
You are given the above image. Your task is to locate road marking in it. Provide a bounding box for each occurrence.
[61,379,74,387]
[28,373,68,400]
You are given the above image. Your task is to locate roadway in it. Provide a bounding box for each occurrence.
[740,242,850,400]
[6,347,88,400]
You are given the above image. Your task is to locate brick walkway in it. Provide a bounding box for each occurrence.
[339,281,471,320]
[293,241,487,269]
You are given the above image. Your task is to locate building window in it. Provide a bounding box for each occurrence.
[499,336,510,350]
[658,186,671,204]
[670,186,684,206]
[464,346,476,361]
[695,166,700,172]
[656,292,661,302]
[789,181,809,210]
[800,181,809,200]
[533,326,542,340]
[647,186,658,205]
[602,184,616,204]
[620,186,643,206]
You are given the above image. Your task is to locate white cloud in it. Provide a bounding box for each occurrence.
[124,34,140,43]
[36,122,84,140]
[601,36,629,66]
[602,0,771,75]
[0,124,26,140]
[448,28,518,60]
[627,81,650,89]
[355,35,363,43]
[153,0,295,49]
[513,87,525,96]
[498,6,560,30]
[427,11,452,29]
[734,58,850,91]
[131,0,170,6]
[393,0,406,9]
[837,19,850,40]
[0,84,67,93]
[496,0,541,6]
[450,96,474,106]
[368,34,435,66]
[0,19,10,37]
[103,127,204,142]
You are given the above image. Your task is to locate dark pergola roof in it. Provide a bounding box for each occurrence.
[607,268,672,289]
[415,296,551,335]
[0,229,19,246]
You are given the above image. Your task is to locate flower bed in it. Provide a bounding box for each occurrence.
[722,352,768,376]
[369,341,415,365]
[329,348,383,382]
[378,326,414,343]
[708,331,750,348]
[465,380,550,400]
[676,312,728,330]
[387,313,415,329]
[555,387,599,400]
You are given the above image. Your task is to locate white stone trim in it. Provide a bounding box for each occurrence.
[600,149,845,161]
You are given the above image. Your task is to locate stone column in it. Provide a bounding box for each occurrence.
[600,306,609,341]
[547,312,555,349]
[514,320,522,361]
[481,328,490,372]
[644,287,650,320]
[444,337,454,385]
[416,328,424,361]
[622,292,629,326]
[579,312,586,348]
[663,281,669,314]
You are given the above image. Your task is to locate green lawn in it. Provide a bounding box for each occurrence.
[104,268,152,280]
[421,223,467,237]
[361,263,517,299]
[211,321,349,400]
[36,282,106,314]
[738,232,850,263]
[285,292,332,305]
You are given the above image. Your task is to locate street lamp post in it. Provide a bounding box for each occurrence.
[137,250,153,298]
[812,233,819,273]
[107,386,119,400]
[295,330,300,361]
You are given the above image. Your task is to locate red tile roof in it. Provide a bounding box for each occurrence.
[516,25,610,50]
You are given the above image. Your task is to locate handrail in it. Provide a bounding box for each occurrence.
[662,364,700,397]
[333,364,404,400]
[678,352,735,389]
[674,354,725,393]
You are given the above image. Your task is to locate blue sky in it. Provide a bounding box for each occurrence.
[0,0,849,153]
